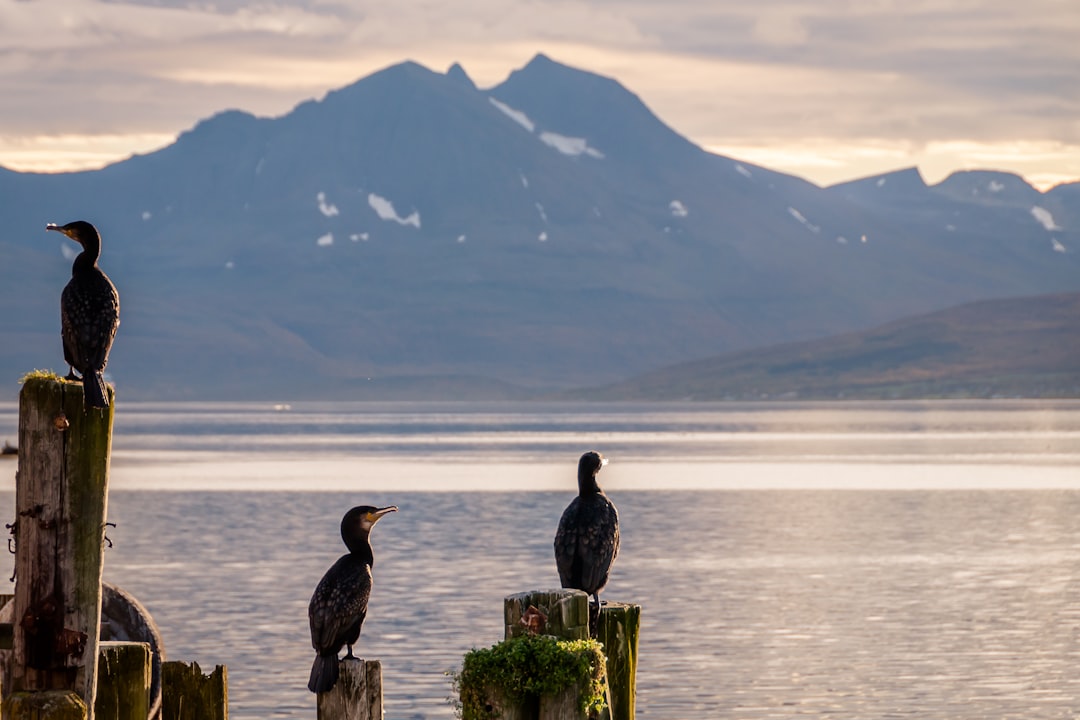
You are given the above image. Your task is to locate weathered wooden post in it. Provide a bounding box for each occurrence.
[504,591,639,720]
[160,661,227,720]
[316,658,382,720]
[505,589,589,641]
[4,375,113,719]
[595,604,639,720]
[94,642,150,720]
[502,589,609,720]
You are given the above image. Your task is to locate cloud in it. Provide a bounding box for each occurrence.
[0,0,1077,186]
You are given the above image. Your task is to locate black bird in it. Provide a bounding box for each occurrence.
[46,221,120,409]
[554,451,620,630]
[308,504,397,694]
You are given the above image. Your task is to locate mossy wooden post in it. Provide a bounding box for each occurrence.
[5,375,113,719]
[501,590,606,720]
[94,642,150,720]
[160,661,227,720]
[316,658,382,720]
[595,604,639,720]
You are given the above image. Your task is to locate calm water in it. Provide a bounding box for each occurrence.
[0,400,1078,718]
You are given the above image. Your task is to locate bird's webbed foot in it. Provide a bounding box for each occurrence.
[65,368,83,382]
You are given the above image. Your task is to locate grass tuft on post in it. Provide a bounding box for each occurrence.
[452,635,607,720]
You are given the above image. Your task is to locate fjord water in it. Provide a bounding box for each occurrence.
[0,400,1078,718]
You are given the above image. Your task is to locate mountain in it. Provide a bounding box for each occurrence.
[577,293,1080,400]
[1,55,1077,401]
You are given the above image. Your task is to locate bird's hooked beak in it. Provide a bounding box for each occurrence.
[368,505,398,523]
[46,223,77,243]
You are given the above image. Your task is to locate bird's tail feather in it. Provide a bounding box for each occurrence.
[308,654,339,694]
[83,372,109,409]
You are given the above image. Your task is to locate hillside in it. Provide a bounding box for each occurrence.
[580,293,1080,400]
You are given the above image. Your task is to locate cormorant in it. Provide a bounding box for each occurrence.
[46,221,120,409]
[554,451,620,631]
[308,504,397,694]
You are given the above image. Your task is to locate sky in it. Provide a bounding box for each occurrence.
[1,0,1078,189]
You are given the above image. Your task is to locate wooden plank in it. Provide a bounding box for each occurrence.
[10,376,113,710]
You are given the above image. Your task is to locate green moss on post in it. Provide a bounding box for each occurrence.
[3,690,88,720]
[11,376,114,710]
[454,635,607,720]
[595,604,639,720]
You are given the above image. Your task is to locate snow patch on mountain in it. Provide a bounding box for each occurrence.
[489,97,535,132]
[316,233,333,247]
[488,96,603,159]
[735,164,752,179]
[317,192,339,217]
[1052,238,1067,253]
[536,202,548,222]
[1031,206,1062,231]
[988,181,1005,193]
[788,207,821,234]
[369,193,421,228]
[669,200,688,218]
[61,243,78,260]
[539,132,604,158]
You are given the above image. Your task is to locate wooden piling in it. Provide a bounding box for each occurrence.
[595,604,639,720]
[502,592,638,720]
[160,661,227,720]
[491,590,610,720]
[505,589,589,641]
[316,658,382,720]
[94,642,150,720]
[7,376,113,713]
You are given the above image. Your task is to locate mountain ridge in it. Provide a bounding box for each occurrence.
[0,54,1076,401]
[577,292,1080,401]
